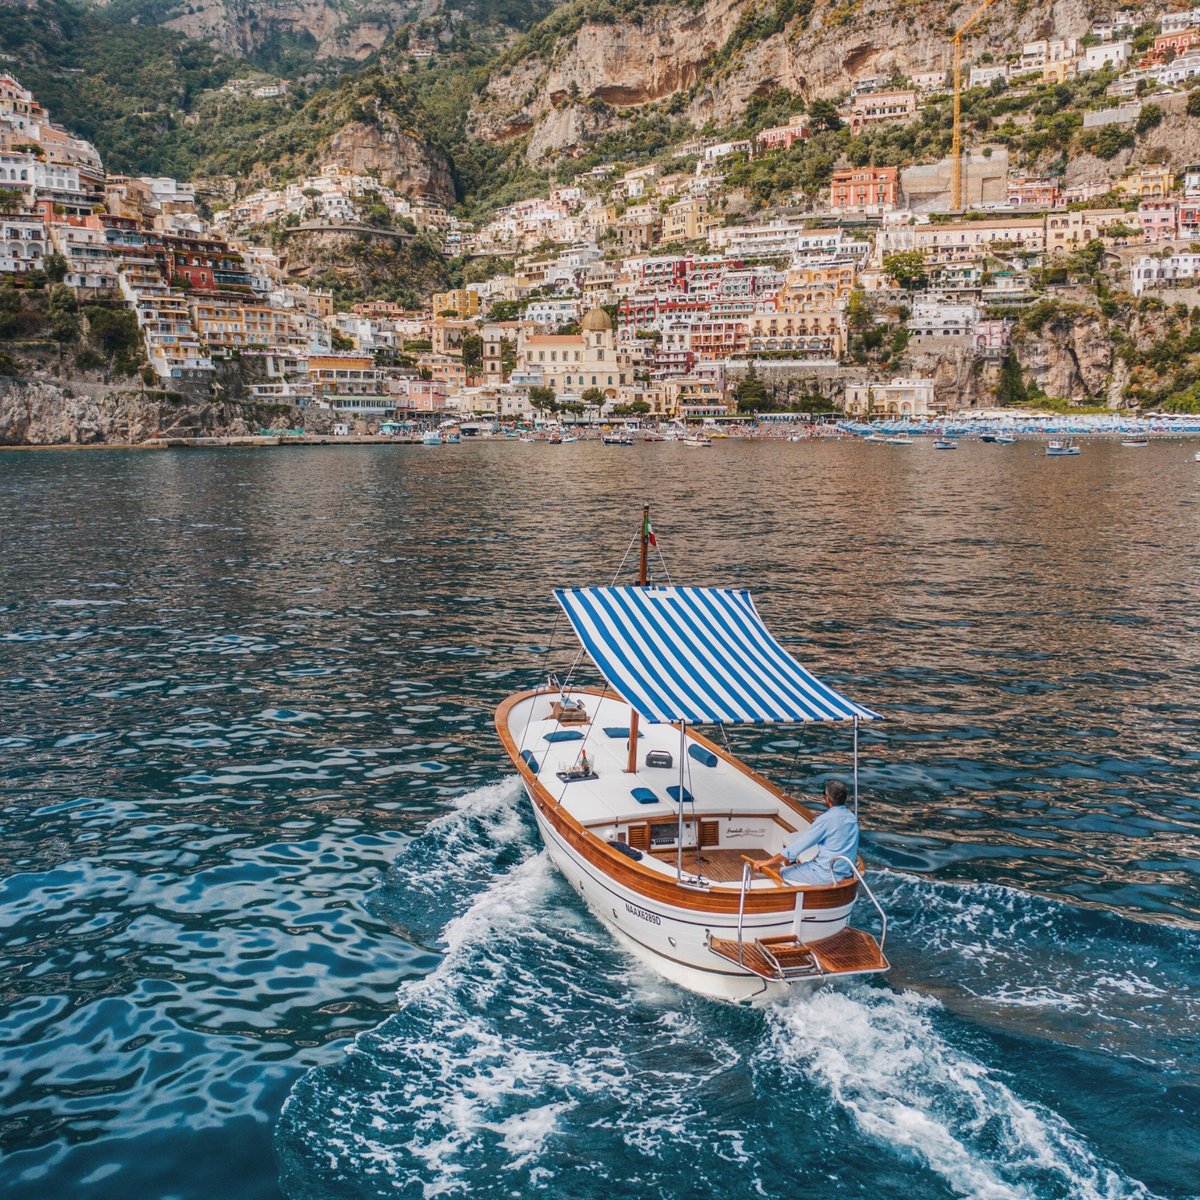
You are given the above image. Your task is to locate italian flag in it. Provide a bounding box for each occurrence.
[644,514,657,547]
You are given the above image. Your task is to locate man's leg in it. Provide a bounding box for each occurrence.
[780,859,834,886]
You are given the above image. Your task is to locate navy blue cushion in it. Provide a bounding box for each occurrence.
[667,785,694,803]
[603,726,642,739]
[520,749,539,773]
[631,787,659,805]
[688,744,719,768]
[544,729,584,743]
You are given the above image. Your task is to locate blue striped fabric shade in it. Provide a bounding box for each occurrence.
[555,586,880,725]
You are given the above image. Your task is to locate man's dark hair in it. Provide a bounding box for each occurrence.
[825,780,848,806]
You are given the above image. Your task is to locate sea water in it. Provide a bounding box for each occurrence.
[0,440,1197,1199]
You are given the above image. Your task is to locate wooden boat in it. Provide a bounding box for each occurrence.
[1121,437,1149,448]
[1046,438,1080,456]
[494,508,889,1005]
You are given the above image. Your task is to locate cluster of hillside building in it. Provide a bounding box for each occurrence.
[3,8,1200,425]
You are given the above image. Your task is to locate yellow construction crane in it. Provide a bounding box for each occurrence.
[952,0,1002,211]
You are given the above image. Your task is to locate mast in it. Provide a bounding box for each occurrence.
[626,504,649,774]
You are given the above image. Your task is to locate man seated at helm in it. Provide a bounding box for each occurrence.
[752,780,858,885]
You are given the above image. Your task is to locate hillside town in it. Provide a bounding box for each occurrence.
[3,4,1200,429]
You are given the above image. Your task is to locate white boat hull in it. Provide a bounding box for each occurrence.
[525,784,854,1006]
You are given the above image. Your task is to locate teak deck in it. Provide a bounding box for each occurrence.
[648,847,771,883]
[708,926,888,980]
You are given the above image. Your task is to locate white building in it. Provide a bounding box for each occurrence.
[1129,253,1200,296]
[1080,41,1132,72]
[843,378,935,417]
[907,300,981,343]
[0,214,45,276]
[1161,8,1200,35]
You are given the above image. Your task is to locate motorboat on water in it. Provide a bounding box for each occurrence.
[979,433,996,443]
[885,434,914,445]
[994,434,1016,445]
[683,434,712,448]
[1046,438,1080,456]
[421,431,443,446]
[933,438,957,450]
[1121,437,1149,448]
[602,433,635,446]
[863,432,889,443]
[494,509,890,1005]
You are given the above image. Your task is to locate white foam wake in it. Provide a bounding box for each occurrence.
[764,984,1158,1200]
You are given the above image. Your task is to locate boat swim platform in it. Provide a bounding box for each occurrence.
[708,927,889,982]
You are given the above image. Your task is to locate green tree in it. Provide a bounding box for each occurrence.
[0,189,23,214]
[996,351,1028,406]
[882,251,928,290]
[330,329,355,350]
[580,386,606,408]
[461,333,483,373]
[1189,91,1200,118]
[734,364,771,412]
[807,99,842,132]
[47,284,79,343]
[44,251,68,284]
[1135,103,1164,136]
[528,385,557,413]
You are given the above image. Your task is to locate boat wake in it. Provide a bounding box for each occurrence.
[276,783,1186,1200]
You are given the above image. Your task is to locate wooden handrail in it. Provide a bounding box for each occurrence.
[741,854,784,887]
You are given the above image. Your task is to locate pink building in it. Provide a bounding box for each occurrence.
[1007,176,1062,208]
[1139,199,1179,242]
[756,115,810,151]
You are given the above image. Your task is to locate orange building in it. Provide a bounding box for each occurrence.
[829,166,899,214]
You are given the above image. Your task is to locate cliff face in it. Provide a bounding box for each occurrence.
[471,0,1104,163]
[159,0,423,65]
[324,109,456,203]
[0,378,300,446]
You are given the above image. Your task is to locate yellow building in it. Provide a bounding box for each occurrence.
[1044,208,1131,257]
[516,306,632,397]
[432,288,480,318]
[1116,166,1173,201]
[661,196,718,245]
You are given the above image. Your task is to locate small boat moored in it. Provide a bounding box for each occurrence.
[1121,437,1149,448]
[494,508,889,1005]
[1046,438,1081,456]
[933,438,958,450]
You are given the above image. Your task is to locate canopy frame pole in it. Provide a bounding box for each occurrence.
[853,716,860,817]
[626,503,650,775]
[676,721,686,880]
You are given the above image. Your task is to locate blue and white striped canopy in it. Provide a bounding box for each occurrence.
[555,586,880,725]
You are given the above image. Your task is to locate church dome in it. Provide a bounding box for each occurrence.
[581,306,613,332]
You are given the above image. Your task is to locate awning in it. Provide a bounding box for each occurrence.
[555,586,880,725]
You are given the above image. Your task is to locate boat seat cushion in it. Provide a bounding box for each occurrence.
[520,750,540,773]
[544,729,584,743]
[667,785,694,804]
[687,744,719,768]
[603,726,643,739]
[631,787,659,805]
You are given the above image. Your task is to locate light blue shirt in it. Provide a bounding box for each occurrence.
[783,805,859,881]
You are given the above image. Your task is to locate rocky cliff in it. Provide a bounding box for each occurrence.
[324,106,456,202]
[156,0,423,66]
[0,377,301,445]
[471,0,1111,163]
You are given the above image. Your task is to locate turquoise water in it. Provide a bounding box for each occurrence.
[1,441,1197,1199]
